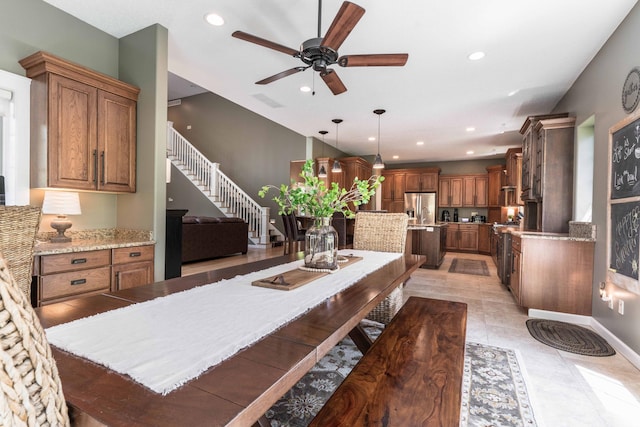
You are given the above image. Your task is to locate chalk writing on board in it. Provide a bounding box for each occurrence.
[611,119,640,199]
[610,201,640,280]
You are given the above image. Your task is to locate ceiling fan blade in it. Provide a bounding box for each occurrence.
[232,31,299,56]
[338,53,409,67]
[256,67,307,85]
[321,1,365,51]
[320,69,347,95]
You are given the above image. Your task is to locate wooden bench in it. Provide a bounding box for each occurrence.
[309,296,468,426]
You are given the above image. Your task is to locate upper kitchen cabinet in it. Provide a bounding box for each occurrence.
[20,51,139,192]
[381,170,406,213]
[486,165,504,208]
[520,113,567,201]
[405,168,440,192]
[438,176,462,207]
[519,114,575,232]
[462,175,488,207]
[504,147,522,206]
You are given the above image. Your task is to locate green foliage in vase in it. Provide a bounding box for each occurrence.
[259,159,384,219]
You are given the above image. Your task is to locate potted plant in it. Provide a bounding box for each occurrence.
[259,159,384,270]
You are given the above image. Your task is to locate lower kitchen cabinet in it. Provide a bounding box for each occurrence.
[410,225,447,268]
[112,245,155,291]
[445,223,478,252]
[478,224,492,254]
[509,234,594,315]
[34,244,155,306]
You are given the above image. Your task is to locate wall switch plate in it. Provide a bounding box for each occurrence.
[618,299,624,315]
[608,297,614,310]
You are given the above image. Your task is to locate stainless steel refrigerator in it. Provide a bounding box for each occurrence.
[404,192,437,224]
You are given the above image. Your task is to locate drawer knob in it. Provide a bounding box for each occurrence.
[129,252,141,257]
[71,258,87,264]
[70,279,87,286]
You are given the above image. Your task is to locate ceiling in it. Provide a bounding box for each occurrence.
[45,0,638,164]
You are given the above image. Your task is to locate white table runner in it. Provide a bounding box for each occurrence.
[45,250,402,395]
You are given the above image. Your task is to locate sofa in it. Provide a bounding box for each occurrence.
[182,216,248,263]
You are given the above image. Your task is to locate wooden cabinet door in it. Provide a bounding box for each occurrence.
[475,176,488,207]
[439,177,451,207]
[478,224,491,254]
[393,173,405,201]
[510,249,521,303]
[487,166,503,207]
[458,225,478,251]
[445,224,459,250]
[112,261,154,290]
[420,173,438,192]
[98,90,137,192]
[405,173,421,192]
[48,74,98,190]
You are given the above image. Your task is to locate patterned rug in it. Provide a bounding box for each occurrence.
[449,258,490,276]
[265,322,537,426]
[526,319,616,356]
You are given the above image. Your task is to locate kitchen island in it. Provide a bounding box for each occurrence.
[408,223,448,268]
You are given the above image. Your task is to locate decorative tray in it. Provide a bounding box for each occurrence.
[251,255,362,291]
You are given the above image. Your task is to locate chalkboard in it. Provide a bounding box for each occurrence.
[610,201,640,280]
[611,117,640,199]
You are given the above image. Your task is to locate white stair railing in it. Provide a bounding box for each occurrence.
[167,123,270,244]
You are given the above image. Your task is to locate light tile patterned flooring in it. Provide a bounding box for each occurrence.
[183,248,640,427]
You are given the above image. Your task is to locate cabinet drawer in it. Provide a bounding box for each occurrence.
[511,235,521,251]
[40,250,111,274]
[112,245,154,264]
[40,266,111,300]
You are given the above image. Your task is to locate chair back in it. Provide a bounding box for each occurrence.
[0,206,41,300]
[353,212,408,253]
[0,252,70,426]
[280,213,292,240]
[332,211,347,247]
[286,212,305,239]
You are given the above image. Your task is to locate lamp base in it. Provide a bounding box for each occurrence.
[50,215,72,243]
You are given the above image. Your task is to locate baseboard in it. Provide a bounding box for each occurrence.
[590,318,640,370]
[527,309,640,370]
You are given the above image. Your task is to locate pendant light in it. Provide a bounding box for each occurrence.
[373,109,386,169]
[331,119,343,173]
[318,130,328,178]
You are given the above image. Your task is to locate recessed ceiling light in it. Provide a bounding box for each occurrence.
[468,51,485,61]
[466,126,475,132]
[368,136,376,141]
[300,86,311,93]
[508,89,519,97]
[392,155,399,159]
[416,141,424,146]
[466,150,474,155]
[205,13,224,26]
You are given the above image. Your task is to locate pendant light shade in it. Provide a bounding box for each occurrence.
[331,118,343,173]
[318,130,328,178]
[373,109,385,169]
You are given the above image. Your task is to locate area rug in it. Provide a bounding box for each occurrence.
[265,323,537,426]
[449,258,490,276]
[526,319,616,356]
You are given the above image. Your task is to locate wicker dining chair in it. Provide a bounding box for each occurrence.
[0,205,41,301]
[0,251,70,426]
[352,212,409,324]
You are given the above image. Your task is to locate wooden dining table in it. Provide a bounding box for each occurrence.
[35,252,425,426]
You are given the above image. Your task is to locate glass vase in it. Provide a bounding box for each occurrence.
[304,217,338,270]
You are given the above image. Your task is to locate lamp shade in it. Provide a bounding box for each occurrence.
[42,191,81,215]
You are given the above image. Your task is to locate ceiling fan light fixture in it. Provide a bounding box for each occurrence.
[205,13,225,26]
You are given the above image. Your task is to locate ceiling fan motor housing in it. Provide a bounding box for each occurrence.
[299,37,338,72]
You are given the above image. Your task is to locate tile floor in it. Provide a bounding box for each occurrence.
[183,249,640,427]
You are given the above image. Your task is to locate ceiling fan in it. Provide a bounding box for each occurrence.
[232,0,408,95]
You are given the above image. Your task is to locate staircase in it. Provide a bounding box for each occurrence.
[166,123,282,246]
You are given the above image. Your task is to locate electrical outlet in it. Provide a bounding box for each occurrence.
[608,297,614,310]
[618,299,624,315]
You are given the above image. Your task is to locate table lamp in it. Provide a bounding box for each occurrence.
[42,191,82,243]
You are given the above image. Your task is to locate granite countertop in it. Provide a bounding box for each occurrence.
[34,229,155,255]
[407,223,447,229]
[508,230,595,242]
